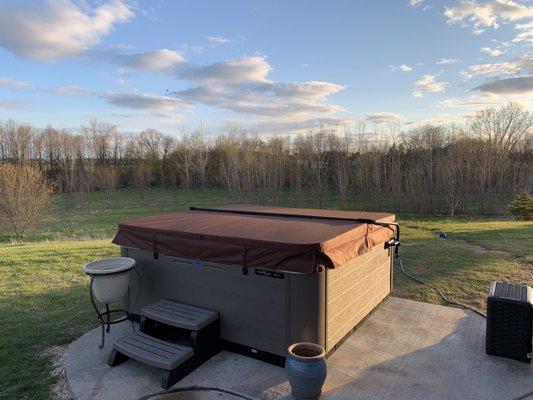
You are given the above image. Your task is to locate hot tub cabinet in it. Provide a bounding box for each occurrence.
[114,205,397,363]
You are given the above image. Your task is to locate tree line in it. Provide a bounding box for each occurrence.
[1,103,531,216]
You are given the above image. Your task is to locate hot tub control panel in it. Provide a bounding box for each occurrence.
[255,269,285,279]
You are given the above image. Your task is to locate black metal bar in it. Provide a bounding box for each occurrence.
[189,206,401,251]
[89,277,106,349]
[105,303,111,333]
[88,274,132,349]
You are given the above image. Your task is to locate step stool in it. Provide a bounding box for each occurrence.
[109,300,220,388]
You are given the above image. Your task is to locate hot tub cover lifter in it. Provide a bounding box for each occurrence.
[112,205,396,274]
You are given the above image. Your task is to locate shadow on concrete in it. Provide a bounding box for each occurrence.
[66,297,533,400]
[322,301,532,400]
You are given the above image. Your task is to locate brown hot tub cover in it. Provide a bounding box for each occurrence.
[112,205,396,274]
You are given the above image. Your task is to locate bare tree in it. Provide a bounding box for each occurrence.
[188,129,210,188]
[0,163,53,237]
[1,120,34,163]
[82,118,117,164]
[470,102,533,153]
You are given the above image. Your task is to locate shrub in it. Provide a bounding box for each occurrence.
[0,163,53,238]
[508,191,533,220]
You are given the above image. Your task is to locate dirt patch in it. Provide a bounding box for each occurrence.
[42,345,72,400]
[509,262,533,285]
[457,240,533,284]
[456,240,518,258]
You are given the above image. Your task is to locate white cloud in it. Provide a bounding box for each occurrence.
[245,117,359,136]
[469,61,522,75]
[90,49,186,71]
[53,85,94,95]
[389,64,413,72]
[436,58,461,65]
[440,92,504,108]
[365,112,405,123]
[176,56,272,84]
[166,56,345,121]
[409,0,424,6]
[444,0,533,33]
[405,114,460,126]
[0,100,24,109]
[466,54,532,77]
[513,21,533,43]
[0,0,133,61]
[480,47,504,56]
[413,74,445,97]
[208,36,233,45]
[459,70,473,79]
[173,80,344,121]
[474,75,533,94]
[104,92,191,112]
[0,77,32,89]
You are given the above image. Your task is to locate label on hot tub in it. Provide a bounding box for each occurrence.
[255,269,285,279]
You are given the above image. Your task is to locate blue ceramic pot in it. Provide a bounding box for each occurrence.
[285,342,327,400]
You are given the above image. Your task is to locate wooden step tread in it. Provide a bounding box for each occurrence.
[141,299,218,331]
[113,332,193,370]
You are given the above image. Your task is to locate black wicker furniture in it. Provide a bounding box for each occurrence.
[486,281,532,363]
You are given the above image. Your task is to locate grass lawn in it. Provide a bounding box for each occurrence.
[0,188,531,399]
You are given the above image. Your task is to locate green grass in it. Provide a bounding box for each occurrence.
[0,188,531,399]
[0,240,118,400]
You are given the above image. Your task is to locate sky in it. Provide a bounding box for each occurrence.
[0,0,531,136]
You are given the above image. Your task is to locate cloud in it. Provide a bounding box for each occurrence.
[173,80,344,121]
[0,100,24,109]
[436,58,461,65]
[365,112,405,123]
[464,53,532,78]
[176,56,272,84]
[413,74,445,97]
[469,61,522,75]
[104,92,191,112]
[389,64,413,72]
[90,49,185,71]
[405,114,460,126]
[440,92,504,108]
[208,36,233,45]
[513,21,533,43]
[0,0,133,61]
[0,77,32,89]
[409,0,424,6]
[473,75,533,94]
[444,0,533,33]
[245,117,359,136]
[167,56,345,121]
[481,47,504,56]
[53,85,95,95]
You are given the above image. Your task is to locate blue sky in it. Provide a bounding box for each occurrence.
[0,0,531,135]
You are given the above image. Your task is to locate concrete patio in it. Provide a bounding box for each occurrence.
[66,297,533,400]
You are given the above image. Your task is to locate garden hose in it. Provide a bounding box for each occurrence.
[137,385,258,400]
[395,255,486,318]
[138,237,533,400]
[394,254,533,400]
[128,268,142,331]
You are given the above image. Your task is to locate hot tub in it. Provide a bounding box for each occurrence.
[112,205,398,362]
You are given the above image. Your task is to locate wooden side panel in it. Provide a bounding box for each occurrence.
[325,245,392,352]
